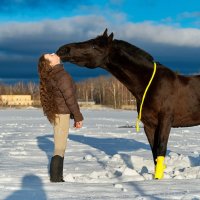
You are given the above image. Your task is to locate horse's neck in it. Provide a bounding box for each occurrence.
[105,46,154,101]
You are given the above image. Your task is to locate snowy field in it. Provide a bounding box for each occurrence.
[1,108,200,200]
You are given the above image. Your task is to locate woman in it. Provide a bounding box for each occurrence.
[38,53,83,182]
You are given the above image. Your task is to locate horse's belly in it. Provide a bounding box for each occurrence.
[173,112,200,127]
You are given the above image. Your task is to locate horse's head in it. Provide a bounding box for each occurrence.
[56,29,114,68]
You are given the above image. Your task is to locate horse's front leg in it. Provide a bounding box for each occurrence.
[154,115,172,179]
[144,125,157,165]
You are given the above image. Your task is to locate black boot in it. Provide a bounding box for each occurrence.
[50,155,65,182]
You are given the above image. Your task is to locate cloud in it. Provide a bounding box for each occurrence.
[115,22,200,47]
[0,16,110,81]
[0,15,200,82]
[178,12,200,20]
[160,11,200,29]
[1,17,200,50]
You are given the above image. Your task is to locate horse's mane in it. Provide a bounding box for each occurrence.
[113,39,154,63]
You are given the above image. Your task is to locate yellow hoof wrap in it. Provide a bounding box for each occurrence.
[154,156,166,179]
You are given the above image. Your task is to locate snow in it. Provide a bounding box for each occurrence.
[0,108,200,200]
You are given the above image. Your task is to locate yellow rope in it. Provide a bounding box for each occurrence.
[136,62,157,132]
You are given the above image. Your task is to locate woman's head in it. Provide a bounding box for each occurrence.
[38,53,60,79]
[44,53,60,66]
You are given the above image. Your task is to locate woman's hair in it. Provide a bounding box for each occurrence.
[38,54,58,123]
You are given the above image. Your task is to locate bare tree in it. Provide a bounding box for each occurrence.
[0,75,136,109]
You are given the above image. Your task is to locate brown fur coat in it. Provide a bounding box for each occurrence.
[38,56,83,123]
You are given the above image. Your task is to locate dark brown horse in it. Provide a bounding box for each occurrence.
[56,29,200,179]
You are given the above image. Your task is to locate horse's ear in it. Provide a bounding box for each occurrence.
[108,32,114,43]
[103,28,108,37]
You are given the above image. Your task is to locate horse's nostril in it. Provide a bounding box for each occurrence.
[56,47,70,56]
[56,49,62,56]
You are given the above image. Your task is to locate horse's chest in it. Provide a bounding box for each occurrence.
[141,110,158,127]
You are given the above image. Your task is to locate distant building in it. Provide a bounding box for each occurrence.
[0,95,33,106]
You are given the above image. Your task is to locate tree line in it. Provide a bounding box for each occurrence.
[0,76,136,109]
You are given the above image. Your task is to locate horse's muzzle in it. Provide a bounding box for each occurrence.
[56,47,70,60]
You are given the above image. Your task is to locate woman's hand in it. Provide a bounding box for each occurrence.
[74,121,83,128]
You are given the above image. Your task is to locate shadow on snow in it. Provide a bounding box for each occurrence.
[5,174,47,200]
[37,132,151,170]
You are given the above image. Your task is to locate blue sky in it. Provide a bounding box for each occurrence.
[0,0,200,83]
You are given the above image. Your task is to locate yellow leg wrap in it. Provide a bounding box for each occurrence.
[154,156,166,179]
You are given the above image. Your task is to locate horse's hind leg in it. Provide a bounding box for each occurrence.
[154,115,172,179]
